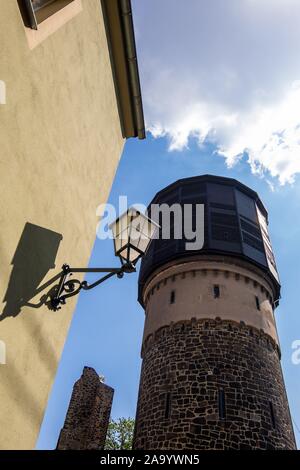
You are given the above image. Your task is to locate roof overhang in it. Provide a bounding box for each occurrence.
[101,0,146,140]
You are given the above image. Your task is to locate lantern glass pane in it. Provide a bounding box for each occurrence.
[110,208,159,263]
[129,212,158,254]
[110,211,133,256]
[111,212,128,238]
[136,235,151,254]
[114,229,129,253]
[119,245,140,264]
[129,246,143,263]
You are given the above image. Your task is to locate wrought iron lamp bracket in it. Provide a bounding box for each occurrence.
[48,261,136,311]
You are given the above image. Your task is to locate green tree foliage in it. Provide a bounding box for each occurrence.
[105,418,135,450]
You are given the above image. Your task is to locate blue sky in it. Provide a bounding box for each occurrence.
[37,0,300,449]
[133,0,300,184]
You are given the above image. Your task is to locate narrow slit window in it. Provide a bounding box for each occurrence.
[218,389,226,419]
[213,284,220,299]
[269,401,276,428]
[164,393,172,419]
[170,290,176,304]
[255,296,260,311]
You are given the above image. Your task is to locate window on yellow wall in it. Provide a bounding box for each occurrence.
[32,0,55,7]
[19,0,75,30]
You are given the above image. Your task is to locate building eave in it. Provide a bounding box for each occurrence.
[101,0,146,140]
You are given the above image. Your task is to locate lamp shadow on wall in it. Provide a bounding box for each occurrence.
[1,222,63,320]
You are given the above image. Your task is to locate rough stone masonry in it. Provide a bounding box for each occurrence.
[57,367,114,450]
[134,318,296,450]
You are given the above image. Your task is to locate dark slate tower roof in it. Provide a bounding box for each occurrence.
[138,174,280,304]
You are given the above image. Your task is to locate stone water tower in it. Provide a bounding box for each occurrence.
[133,175,296,450]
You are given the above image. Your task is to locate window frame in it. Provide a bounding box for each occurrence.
[213,284,220,299]
[164,392,172,420]
[19,0,75,30]
[269,401,276,428]
[218,389,226,420]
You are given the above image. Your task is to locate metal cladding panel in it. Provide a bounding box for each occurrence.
[235,189,258,221]
[208,182,242,254]
[256,205,280,283]
[139,175,280,303]
[207,182,236,206]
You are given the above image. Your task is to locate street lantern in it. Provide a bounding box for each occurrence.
[110,208,159,266]
[41,207,159,311]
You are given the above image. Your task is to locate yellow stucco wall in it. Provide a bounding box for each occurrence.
[0,0,124,449]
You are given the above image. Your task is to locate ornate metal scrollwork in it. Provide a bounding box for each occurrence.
[42,262,136,311]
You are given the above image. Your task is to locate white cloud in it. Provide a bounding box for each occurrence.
[133,0,300,184]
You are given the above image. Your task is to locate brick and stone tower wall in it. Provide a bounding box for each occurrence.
[133,175,296,450]
[57,367,114,450]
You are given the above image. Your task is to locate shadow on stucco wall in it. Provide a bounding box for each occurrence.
[1,222,62,320]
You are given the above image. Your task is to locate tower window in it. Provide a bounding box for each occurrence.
[255,296,260,311]
[218,389,226,420]
[164,393,172,419]
[213,285,220,299]
[170,290,176,304]
[269,401,276,428]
